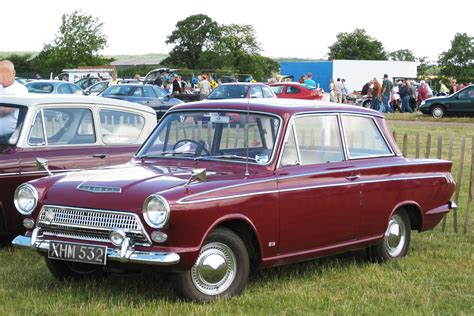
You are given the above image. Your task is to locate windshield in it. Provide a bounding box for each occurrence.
[101,85,134,96]
[0,105,27,145]
[207,85,249,99]
[137,110,281,164]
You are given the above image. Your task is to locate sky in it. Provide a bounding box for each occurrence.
[2,0,472,62]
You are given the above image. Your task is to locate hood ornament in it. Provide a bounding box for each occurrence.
[184,168,207,191]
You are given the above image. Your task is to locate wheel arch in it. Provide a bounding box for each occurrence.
[391,201,423,232]
[200,215,262,266]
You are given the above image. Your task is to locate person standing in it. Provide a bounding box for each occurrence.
[0,60,28,95]
[200,74,211,95]
[108,72,119,86]
[438,80,449,95]
[398,80,413,113]
[379,74,394,113]
[334,78,343,103]
[418,80,429,105]
[371,79,382,110]
[298,75,306,84]
[329,79,335,102]
[304,72,316,87]
[341,79,349,103]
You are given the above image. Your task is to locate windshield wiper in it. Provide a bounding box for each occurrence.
[195,155,257,162]
[138,151,196,159]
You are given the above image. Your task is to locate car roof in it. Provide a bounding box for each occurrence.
[170,98,384,118]
[0,94,156,115]
[25,80,76,86]
[218,82,265,86]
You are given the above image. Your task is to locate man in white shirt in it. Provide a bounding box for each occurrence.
[0,60,28,140]
[0,60,28,95]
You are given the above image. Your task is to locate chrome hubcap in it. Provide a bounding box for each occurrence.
[191,242,236,295]
[433,108,443,118]
[384,214,406,257]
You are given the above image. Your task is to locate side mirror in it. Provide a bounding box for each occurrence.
[184,168,207,190]
[84,90,91,96]
[36,157,53,176]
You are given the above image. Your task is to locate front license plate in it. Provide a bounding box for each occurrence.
[48,241,107,265]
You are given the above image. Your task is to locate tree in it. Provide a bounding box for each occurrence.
[388,49,416,62]
[328,28,387,60]
[33,10,110,74]
[438,33,474,79]
[163,14,220,69]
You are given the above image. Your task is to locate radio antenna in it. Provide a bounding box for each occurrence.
[244,97,250,177]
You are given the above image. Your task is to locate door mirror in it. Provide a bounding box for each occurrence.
[36,157,53,176]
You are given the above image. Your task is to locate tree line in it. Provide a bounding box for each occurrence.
[4,11,473,82]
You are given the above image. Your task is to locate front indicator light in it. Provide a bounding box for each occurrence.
[151,231,168,243]
[109,228,126,246]
[23,218,35,229]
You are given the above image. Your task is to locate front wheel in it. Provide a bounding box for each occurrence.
[368,209,411,263]
[45,258,105,280]
[431,105,445,119]
[173,227,249,302]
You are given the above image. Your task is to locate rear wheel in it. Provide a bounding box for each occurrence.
[173,227,249,302]
[431,105,445,119]
[45,258,105,280]
[368,209,411,262]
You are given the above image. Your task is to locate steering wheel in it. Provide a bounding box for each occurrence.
[173,139,210,156]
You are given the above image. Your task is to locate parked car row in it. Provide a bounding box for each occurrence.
[8,97,455,302]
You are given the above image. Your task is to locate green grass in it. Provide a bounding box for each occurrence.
[385,112,474,124]
[0,232,472,315]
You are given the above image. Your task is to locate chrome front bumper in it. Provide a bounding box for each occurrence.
[12,228,180,266]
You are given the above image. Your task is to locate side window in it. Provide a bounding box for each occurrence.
[57,84,72,94]
[42,108,96,145]
[132,87,143,97]
[100,109,145,144]
[28,111,46,146]
[143,86,156,98]
[69,84,83,94]
[459,88,474,99]
[294,115,343,165]
[262,86,274,98]
[249,86,263,98]
[286,86,301,94]
[271,85,284,95]
[280,123,300,167]
[342,115,392,158]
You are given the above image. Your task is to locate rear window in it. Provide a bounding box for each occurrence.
[26,83,54,93]
[102,85,133,96]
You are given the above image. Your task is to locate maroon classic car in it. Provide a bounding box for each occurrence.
[12,99,455,301]
[0,94,156,236]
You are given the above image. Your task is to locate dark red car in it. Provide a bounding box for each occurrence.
[13,99,455,301]
[0,95,156,236]
[270,82,323,100]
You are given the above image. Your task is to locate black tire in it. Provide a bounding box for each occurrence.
[45,257,105,281]
[368,209,411,263]
[431,105,445,119]
[173,227,250,302]
[362,100,371,108]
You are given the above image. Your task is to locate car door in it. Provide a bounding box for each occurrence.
[340,114,396,238]
[19,106,110,177]
[276,114,360,254]
[447,86,474,115]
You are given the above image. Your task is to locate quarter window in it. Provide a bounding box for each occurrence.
[28,111,46,145]
[280,123,300,166]
[342,115,391,158]
[100,110,145,144]
[262,86,274,98]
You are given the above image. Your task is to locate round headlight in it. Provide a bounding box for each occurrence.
[143,195,170,228]
[14,184,38,215]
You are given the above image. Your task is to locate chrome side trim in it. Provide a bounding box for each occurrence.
[177,174,448,204]
[12,235,180,266]
[77,184,122,193]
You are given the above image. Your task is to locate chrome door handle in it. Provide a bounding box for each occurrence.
[92,154,107,159]
[346,175,360,181]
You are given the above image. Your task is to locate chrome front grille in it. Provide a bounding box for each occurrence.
[37,205,151,245]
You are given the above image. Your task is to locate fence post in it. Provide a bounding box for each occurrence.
[442,134,454,232]
[415,132,420,158]
[392,131,397,142]
[453,136,466,233]
[464,137,474,234]
[402,133,408,157]
[425,133,431,158]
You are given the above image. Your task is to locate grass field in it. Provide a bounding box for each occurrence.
[0,114,473,314]
[0,232,472,315]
